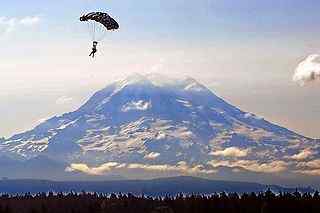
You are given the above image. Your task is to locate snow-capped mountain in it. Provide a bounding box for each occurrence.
[0,74,319,185]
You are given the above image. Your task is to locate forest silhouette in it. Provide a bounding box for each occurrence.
[0,189,320,213]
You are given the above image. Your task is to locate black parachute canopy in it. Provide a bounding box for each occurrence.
[80,12,119,31]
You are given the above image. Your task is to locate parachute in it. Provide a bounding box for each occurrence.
[80,12,119,30]
[80,12,119,57]
[80,12,119,42]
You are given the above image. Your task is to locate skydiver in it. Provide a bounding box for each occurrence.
[89,41,98,58]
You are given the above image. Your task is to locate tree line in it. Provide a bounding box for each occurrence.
[0,189,319,213]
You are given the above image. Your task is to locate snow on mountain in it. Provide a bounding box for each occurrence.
[0,73,319,183]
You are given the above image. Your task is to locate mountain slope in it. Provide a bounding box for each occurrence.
[0,74,319,185]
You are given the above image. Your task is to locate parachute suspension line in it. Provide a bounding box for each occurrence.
[100,31,107,42]
[86,21,92,41]
[93,21,96,41]
[89,21,107,42]
[96,23,101,41]
[89,21,97,41]
[85,21,108,42]
[96,23,107,42]
[80,11,119,45]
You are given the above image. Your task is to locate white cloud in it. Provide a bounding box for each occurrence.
[210,147,249,158]
[293,54,320,85]
[0,15,41,36]
[55,96,73,105]
[209,159,288,173]
[65,162,126,176]
[66,161,216,176]
[144,152,161,160]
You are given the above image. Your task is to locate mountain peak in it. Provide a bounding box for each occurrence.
[114,73,208,92]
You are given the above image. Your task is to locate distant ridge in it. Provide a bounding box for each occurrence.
[0,176,314,195]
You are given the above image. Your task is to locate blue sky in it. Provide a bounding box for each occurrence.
[0,0,320,138]
[5,0,320,41]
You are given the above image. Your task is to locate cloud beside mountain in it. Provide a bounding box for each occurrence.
[293,54,320,85]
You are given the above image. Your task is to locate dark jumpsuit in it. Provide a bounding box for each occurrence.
[89,42,98,58]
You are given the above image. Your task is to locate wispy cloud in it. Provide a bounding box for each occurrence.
[0,15,41,36]
[55,96,73,105]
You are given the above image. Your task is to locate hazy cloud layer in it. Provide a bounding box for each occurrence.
[293,54,320,85]
[66,161,216,176]
[297,159,320,170]
[295,159,320,176]
[295,169,320,176]
[209,159,288,173]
